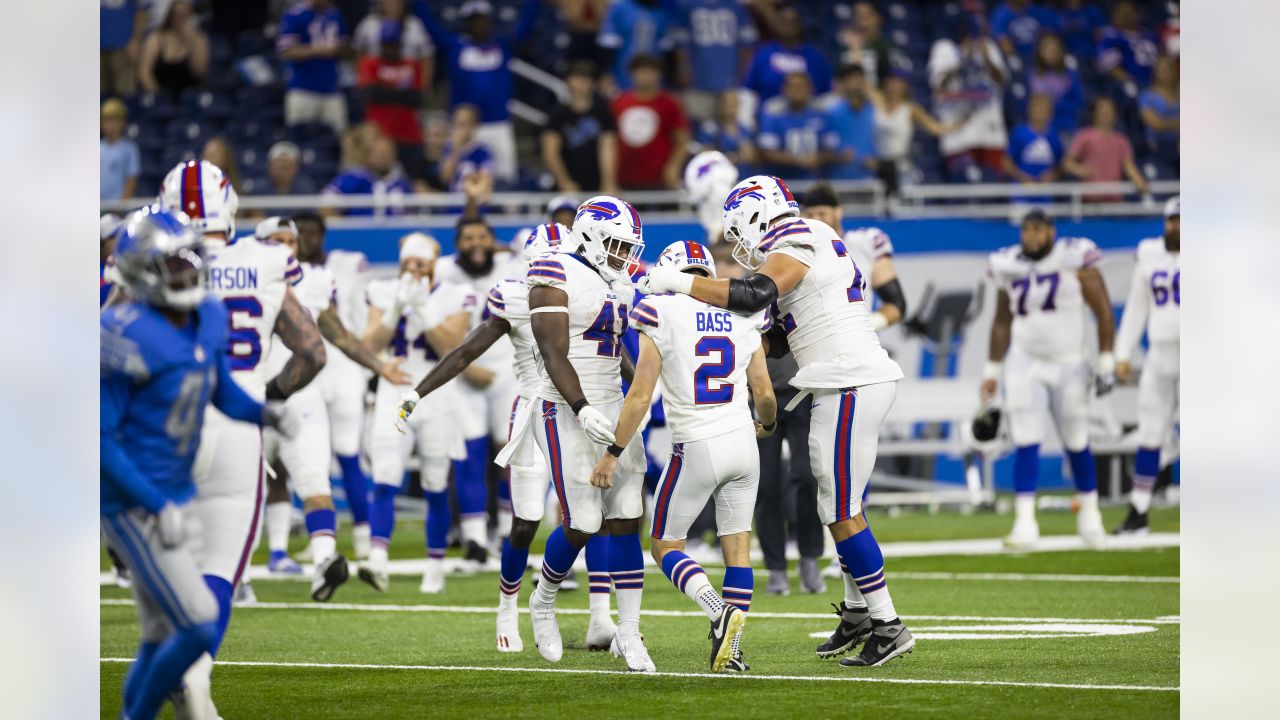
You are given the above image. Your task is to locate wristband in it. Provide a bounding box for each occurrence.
[265,378,286,400]
[1096,352,1115,375]
[981,361,1003,381]
[606,443,625,458]
[571,399,589,416]
[761,420,777,433]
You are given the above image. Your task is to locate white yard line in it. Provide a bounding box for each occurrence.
[97,657,1177,692]
[98,598,1181,625]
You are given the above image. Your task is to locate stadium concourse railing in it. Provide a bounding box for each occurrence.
[101,179,1179,228]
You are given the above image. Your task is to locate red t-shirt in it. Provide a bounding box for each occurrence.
[1067,127,1134,200]
[357,56,424,144]
[612,91,688,189]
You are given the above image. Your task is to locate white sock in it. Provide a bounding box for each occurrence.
[1130,487,1153,514]
[1078,490,1099,513]
[589,587,612,617]
[615,586,642,635]
[863,586,898,622]
[369,544,388,571]
[839,559,868,609]
[461,516,488,546]
[496,509,513,538]
[266,502,291,553]
[682,572,724,620]
[1014,493,1037,525]
[425,556,444,575]
[535,563,567,605]
[498,590,517,609]
[310,534,337,564]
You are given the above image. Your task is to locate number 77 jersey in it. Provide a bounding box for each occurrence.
[987,237,1102,361]
[631,294,769,443]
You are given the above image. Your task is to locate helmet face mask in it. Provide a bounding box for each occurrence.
[115,206,208,311]
[573,196,644,283]
[721,176,798,271]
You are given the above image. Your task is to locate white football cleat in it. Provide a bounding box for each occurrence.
[177,652,219,720]
[233,580,256,605]
[356,562,389,593]
[419,562,445,594]
[585,612,618,651]
[1077,504,1107,549]
[496,598,524,653]
[610,630,656,672]
[529,593,563,662]
[1003,519,1040,550]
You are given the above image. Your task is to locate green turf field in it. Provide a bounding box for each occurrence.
[100,506,1179,719]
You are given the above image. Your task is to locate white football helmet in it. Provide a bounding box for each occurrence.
[684,151,739,240]
[722,175,799,270]
[573,195,644,283]
[656,240,717,279]
[159,160,240,241]
[521,223,569,263]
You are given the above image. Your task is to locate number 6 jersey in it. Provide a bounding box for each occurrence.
[987,237,1102,362]
[630,294,769,443]
[1115,237,1180,363]
[526,251,628,406]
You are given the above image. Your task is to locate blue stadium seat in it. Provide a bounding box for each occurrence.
[165,119,220,147]
[182,89,234,120]
[129,92,179,122]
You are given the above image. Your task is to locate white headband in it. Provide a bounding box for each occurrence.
[400,232,438,262]
[255,216,298,241]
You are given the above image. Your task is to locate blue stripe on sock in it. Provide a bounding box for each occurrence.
[722,566,754,611]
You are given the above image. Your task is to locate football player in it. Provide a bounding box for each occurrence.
[101,207,295,720]
[639,175,915,667]
[981,209,1114,548]
[359,233,474,594]
[256,217,411,599]
[1112,196,1180,535]
[592,241,776,673]
[434,215,520,567]
[684,150,740,244]
[159,159,327,712]
[503,196,653,671]
[397,223,617,653]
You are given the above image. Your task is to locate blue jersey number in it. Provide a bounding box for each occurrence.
[693,336,735,405]
[1151,270,1180,306]
[391,317,438,361]
[584,301,628,357]
[223,296,264,371]
[1010,272,1060,315]
[831,239,866,302]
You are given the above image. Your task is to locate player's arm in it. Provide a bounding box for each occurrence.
[415,315,509,398]
[267,288,327,399]
[590,332,662,489]
[870,256,907,329]
[980,288,1014,402]
[317,302,409,384]
[363,303,397,351]
[1078,265,1117,390]
[656,252,809,313]
[745,346,777,437]
[100,373,167,514]
[1113,263,1149,384]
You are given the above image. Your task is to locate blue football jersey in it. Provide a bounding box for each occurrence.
[277,1,347,93]
[100,298,250,515]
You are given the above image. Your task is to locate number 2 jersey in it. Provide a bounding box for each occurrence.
[204,237,303,399]
[631,294,769,443]
[987,237,1102,362]
[1115,237,1180,363]
[365,275,476,378]
[526,251,628,405]
[760,218,903,389]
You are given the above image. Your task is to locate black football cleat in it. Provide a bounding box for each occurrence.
[708,605,746,672]
[816,602,872,658]
[1111,507,1150,536]
[310,553,350,602]
[840,619,915,667]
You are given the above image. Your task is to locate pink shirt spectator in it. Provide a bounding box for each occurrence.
[1066,128,1133,200]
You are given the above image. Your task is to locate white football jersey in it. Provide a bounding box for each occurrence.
[485,279,540,398]
[987,237,1102,361]
[631,293,768,443]
[842,227,894,291]
[205,237,302,398]
[326,249,369,336]
[1115,238,1180,362]
[366,276,476,377]
[262,262,336,377]
[436,252,517,373]
[761,218,904,388]
[526,251,626,405]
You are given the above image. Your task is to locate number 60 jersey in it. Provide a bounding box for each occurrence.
[987,237,1102,362]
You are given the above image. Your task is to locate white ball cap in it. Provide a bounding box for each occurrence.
[1163,195,1180,218]
[399,232,439,262]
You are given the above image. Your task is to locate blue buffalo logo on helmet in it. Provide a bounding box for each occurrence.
[723,184,766,212]
[577,199,641,235]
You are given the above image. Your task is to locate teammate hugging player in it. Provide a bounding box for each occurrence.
[640,175,916,667]
[981,210,1115,548]
[1113,197,1180,535]
[397,223,619,653]
[360,233,475,594]
[102,207,296,720]
[592,240,776,672]
[499,196,654,671]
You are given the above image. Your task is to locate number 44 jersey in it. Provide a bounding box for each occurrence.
[631,294,769,444]
[988,237,1102,362]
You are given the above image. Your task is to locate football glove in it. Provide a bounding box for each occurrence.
[396,390,420,434]
[636,265,694,296]
[576,404,617,445]
[1094,352,1116,396]
[155,502,185,549]
[262,401,300,439]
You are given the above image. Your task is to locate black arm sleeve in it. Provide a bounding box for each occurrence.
[874,277,907,317]
[726,274,779,315]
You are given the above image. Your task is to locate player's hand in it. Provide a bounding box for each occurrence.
[263,401,300,439]
[755,420,777,439]
[1095,352,1116,396]
[396,390,420,434]
[590,455,617,489]
[637,265,694,297]
[1116,360,1133,385]
[380,357,412,385]
[576,405,617,445]
[979,378,998,402]
[154,502,185,549]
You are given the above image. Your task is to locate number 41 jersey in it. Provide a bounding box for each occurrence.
[987,237,1102,362]
[204,237,302,398]
[631,294,769,443]
[527,251,627,406]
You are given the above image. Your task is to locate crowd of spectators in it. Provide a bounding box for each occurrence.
[101,0,1179,204]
